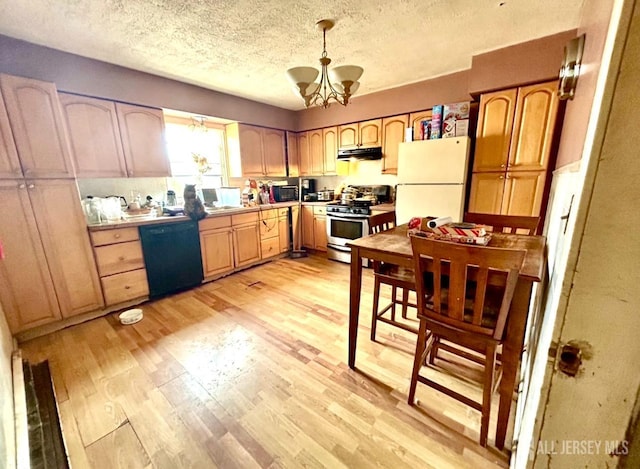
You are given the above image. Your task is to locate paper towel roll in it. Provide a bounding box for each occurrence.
[427,216,452,229]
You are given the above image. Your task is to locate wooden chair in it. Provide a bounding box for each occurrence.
[463,212,540,235]
[368,211,418,340]
[408,235,525,446]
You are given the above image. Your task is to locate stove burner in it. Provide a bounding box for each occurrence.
[326,201,371,216]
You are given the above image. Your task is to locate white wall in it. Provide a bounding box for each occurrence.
[0,302,15,469]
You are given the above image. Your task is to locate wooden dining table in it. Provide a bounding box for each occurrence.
[347,224,546,449]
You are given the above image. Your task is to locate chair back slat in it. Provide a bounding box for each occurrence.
[463,212,540,235]
[410,235,525,340]
[368,211,396,234]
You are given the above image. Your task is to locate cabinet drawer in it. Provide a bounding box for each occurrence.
[260,209,278,221]
[94,240,144,277]
[261,237,280,259]
[313,206,326,215]
[278,208,289,217]
[199,215,231,232]
[232,212,258,226]
[91,227,139,246]
[259,217,279,239]
[101,268,149,306]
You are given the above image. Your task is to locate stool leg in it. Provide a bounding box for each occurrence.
[371,277,381,341]
[401,288,409,319]
[429,336,439,365]
[408,319,429,405]
[391,286,397,321]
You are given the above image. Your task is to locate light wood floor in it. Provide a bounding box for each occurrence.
[22,255,512,468]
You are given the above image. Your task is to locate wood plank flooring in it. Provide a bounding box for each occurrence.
[21,255,511,468]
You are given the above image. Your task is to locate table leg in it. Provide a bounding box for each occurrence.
[348,246,363,369]
[496,281,533,449]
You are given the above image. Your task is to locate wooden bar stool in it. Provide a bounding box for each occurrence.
[408,235,525,446]
[368,211,418,340]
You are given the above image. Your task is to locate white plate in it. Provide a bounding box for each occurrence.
[119,308,143,325]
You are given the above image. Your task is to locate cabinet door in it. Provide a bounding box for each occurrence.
[508,81,559,172]
[0,91,21,178]
[233,223,261,267]
[291,205,301,251]
[0,180,61,333]
[468,172,505,215]
[299,132,311,176]
[263,128,286,177]
[502,171,547,216]
[309,129,324,175]
[313,215,327,251]
[381,114,409,174]
[115,103,171,177]
[323,127,338,175]
[59,93,128,178]
[28,179,104,318]
[409,110,433,141]
[200,228,234,277]
[338,124,359,149]
[473,88,517,172]
[0,74,74,178]
[301,205,315,249]
[286,131,300,177]
[359,119,382,147]
[237,125,264,176]
[278,215,289,253]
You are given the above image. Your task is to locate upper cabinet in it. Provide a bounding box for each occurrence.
[409,110,433,140]
[0,74,75,178]
[115,103,171,177]
[59,93,128,177]
[338,119,382,149]
[322,127,338,176]
[299,132,311,176]
[286,131,299,177]
[309,129,324,175]
[226,123,286,178]
[0,90,21,179]
[381,114,409,174]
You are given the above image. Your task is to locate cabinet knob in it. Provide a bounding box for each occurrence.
[501,164,506,168]
[499,175,505,179]
[114,234,121,239]
[124,285,131,290]
[27,184,35,189]
[18,183,26,189]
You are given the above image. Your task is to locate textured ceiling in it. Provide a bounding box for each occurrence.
[0,0,584,110]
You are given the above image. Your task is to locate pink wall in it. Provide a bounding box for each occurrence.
[295,71,471,131]
[0,35,297,130]
[469,30,577,96]
[554,1,616,168]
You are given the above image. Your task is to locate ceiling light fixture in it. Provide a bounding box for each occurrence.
[286,19,363,108]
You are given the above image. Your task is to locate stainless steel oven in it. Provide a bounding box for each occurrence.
[326,213,369,264]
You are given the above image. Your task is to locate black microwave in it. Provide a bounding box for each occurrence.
[272,185,299,202]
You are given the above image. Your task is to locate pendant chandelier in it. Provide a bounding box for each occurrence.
[286,19,363,108]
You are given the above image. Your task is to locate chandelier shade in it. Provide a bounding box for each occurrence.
[286,19,363,108]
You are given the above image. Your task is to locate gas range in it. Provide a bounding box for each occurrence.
[326,201,372,218]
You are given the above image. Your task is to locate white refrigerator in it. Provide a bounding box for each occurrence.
[395,137,471,225]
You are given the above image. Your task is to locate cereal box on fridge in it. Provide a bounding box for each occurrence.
[442,101,470,138]
[430,105,443,139]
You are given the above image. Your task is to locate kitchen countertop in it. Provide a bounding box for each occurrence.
[87,201,299,231]
[300,201,332,206]
[370,203,396,213]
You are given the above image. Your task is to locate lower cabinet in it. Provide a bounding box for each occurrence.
[260,208,289,259]
[0,179,104,333]
[468,170,546,216]
[302,205,327,252]
[90,226,149,306]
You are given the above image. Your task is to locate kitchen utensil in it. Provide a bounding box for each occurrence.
[119,308,143,325]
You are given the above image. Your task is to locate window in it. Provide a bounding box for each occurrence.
[164,116,227,189]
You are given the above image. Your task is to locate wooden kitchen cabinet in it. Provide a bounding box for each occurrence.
[338,119,382,149]
[200,228,234,278]
[409,110,433,141]
[291,205,301,251]
[232,212,261,267]
[301,205,327,251]
[309,129,324,175]
[279,211,289,253]
[58,93,128,178]
[115,102,171,177]
[227,123,286,178]
[298,132,311,176]
[0,180,62,333]
[323,127,338,175]
[381,114,409,174]
[469,80,559,218]
[0,90,21,179]
[0,179,104,333]
[286,131,300,177]
[90,226,149,306]
[259,209,280,259]
[0,74,75,178]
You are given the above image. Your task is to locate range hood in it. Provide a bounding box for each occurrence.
[337,147,383,160]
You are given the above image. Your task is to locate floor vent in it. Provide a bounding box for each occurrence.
[23,360,69,469]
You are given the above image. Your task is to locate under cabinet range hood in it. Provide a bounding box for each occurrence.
[337,146,383,160]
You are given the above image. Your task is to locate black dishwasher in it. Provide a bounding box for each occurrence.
[139,221,204,298]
